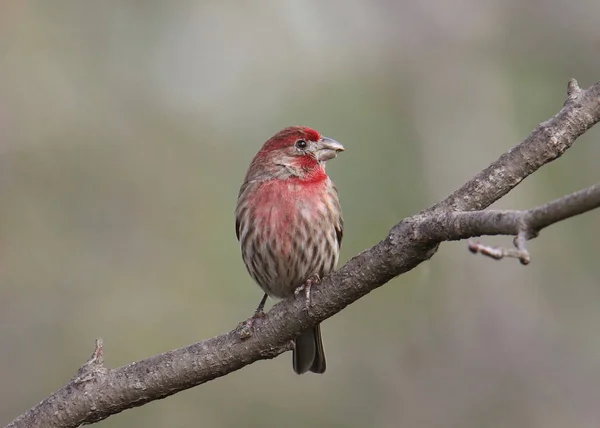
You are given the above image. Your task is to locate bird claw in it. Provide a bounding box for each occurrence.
[238,311,265,340]
[294,274,320,308]
[238,294,269,340]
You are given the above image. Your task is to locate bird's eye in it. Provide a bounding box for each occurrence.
[295,139,307,150]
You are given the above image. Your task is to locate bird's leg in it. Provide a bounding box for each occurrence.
[294,274,320,307]
[238,293,268,340]
[254,293,268,316]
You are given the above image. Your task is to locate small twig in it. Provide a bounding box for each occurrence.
[468,230,531,265]
[74,339,106,383]
[566,78,582,102]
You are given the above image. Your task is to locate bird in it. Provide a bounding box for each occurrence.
[235,126,344,374]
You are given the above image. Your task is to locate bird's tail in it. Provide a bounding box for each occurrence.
[293,324,326,374]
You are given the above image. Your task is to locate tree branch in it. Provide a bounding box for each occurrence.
[430,79,600,212]
[6,79,600,428]
[427,182,600,264]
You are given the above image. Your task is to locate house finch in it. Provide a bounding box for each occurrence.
[235,126,344,374]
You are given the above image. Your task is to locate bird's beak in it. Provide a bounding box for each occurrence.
[315,136,345,162]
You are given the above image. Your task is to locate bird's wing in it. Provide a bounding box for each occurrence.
[235,179,257,241]
[335,215,343,249]
[331,182,343,248]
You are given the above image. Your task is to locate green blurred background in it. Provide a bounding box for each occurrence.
[1,1,600,427]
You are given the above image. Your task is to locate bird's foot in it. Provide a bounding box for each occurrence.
[294,274,320,308]
[238,293,269,340]
[238,311,265,340]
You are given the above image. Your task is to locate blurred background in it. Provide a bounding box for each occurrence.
[1,1,600,427]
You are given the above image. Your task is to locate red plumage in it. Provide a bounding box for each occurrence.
[235,126,344,374]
